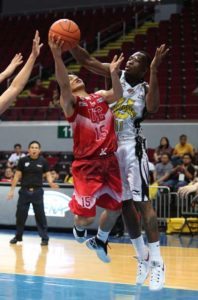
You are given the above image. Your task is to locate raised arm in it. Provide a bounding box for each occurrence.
[70,45,110,77]
[0,31,43,115]
[96,54,124,104]
[146,44,169,113]
[49,37,76,118]
[0,53,23,84]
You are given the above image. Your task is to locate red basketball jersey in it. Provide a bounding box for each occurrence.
[66,93,117,159]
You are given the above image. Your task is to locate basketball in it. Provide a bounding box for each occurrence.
[48,19,81,51]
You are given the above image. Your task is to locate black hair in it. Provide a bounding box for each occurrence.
[159,137,170,149]
[183,153,193,160]
[14,143,22,148]
[139,51,152,69]
[28,141,41,148]
[180,134,187,139]
[161,152,171,160]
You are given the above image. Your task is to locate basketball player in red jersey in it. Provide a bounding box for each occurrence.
[49,37,124,263]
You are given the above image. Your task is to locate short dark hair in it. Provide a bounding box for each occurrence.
[183,153,192,160]
[14,143,22,148]
[180,134,187,139]
[139,51,152,69]
[161,152,171,160]
[28,141,41,148]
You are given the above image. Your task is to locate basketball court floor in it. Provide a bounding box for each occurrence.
[0,231,197,300]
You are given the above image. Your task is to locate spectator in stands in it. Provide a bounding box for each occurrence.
[153,153,173,185]
[28,78,48,100]
[7,143,26,168]
[0,167,14,182]
[49,88,60,108]
[64,165,73,184]
[172,134,195,165]
[50,168,62,183]
[0,31,43,115]
[164,153,195,191]
[153,137,173,163]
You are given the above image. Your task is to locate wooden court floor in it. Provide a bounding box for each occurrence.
[0,231,197,300]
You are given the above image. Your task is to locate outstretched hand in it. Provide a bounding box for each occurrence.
[31,30,43,58]
[48,35,64,58]
[150,44,169,72]
[110,53,124,74]
[10,53,23,69]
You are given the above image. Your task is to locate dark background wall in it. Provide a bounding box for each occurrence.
[1,0,130,14]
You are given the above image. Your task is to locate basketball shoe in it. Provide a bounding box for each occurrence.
[73,226,87,243]
[86,236,110,263]
[134,251,150,285]
[149,260,165,291]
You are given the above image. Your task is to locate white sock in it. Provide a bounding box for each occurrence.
[131,235,148,260]
[75,225,85,231]
[97,227,109,243]
[148,241,162,263]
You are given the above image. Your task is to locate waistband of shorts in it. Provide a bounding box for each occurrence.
[21,187,42,192]
[74,152,115,160]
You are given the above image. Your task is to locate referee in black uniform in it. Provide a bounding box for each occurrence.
[7,141,58,246]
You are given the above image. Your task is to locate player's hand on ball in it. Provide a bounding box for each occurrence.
[31,30,43,58]
[48,35,64,57]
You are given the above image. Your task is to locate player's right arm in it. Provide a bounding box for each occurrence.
[49,37,76,118]
[70,45,111,77]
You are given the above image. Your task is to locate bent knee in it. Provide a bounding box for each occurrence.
[74,215,94,226]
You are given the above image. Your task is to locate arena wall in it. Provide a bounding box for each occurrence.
[0,121,197,151]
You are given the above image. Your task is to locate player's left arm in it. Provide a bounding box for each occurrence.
[110,54,124,102]
[96,54,124,104]
[146,44,169,113]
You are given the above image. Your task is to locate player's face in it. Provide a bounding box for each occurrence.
[28,143,41,158]
[68,75,85,92]
[125,52,147,77]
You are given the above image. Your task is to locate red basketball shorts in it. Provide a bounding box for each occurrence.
[69,154,122,217]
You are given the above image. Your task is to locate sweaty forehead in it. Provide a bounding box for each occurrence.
[129,52,145,60]
[68,75,77,80]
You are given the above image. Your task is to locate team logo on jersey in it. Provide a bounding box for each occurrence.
[90,101,96,107]
[127,88,134,94]
[96,97,103,103]
[99,148,107,156]
[112,97,137,119]
[37,164,42,168]
[79,101,88,106]
[25,162,30,167]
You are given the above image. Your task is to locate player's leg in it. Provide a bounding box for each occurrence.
[132,151,165,291]
[73,214,94,243]
[117,141,149,284]
[86,200,121,263]
[122,199,150,285]
[70,159,102,243]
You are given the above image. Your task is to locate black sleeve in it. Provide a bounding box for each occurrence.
[43,158,50,173]
[17,158,24,172]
